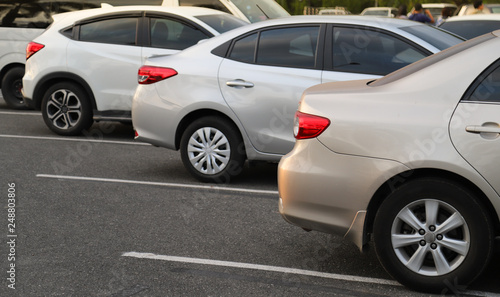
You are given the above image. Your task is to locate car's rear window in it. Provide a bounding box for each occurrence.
[370,33,495,87]
[400,25,464,50]
[440,20,500,40]
[195,14,248,33]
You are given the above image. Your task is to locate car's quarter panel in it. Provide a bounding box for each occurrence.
[133,52,237,150]
[22,35,70,103]
[278,138,410,247]
[218,59,321,155]
[66,41,142,111]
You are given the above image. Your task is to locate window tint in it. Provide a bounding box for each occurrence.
[229,33,257,63]
[257,26,319,68]
[467,64,500,103]
[150,18,209,50]
[333,27,426,75]
[80,17,137,45]
[195,14,248,33]
[400,25,463,50]
[0,2,52,28]
[440,21,500,40]
[178,0,231,14]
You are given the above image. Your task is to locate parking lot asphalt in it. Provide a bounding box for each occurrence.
[1,94,499,297]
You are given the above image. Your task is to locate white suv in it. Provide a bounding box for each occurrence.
[22,6,247,135]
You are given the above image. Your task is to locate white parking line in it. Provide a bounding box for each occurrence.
[0,134,149,146]
[36,174,279,195]
[122,252,500,296]
[0,110,41,116]
[123,251,399,286]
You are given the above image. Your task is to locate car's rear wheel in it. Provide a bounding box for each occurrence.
[180,116,245,183]
[1,67,28,109]
[41,82,93,136]
[373,178,494,293]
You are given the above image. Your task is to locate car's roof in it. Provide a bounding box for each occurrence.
[362,7,397,10]
[445,14,500,22]
[422,3,457,8]
[234,15,424,30]
[51,5,231,27]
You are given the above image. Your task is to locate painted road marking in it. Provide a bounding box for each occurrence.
[36,174,279,195]
[0,134,149,146]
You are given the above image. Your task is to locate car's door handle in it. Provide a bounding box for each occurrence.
[226,80,254,88]
[465,125,500,134]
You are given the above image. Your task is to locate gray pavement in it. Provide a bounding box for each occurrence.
[0,94,499,296]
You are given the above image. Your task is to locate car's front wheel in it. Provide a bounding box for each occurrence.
[180,116,246,183]
[1,67,27,109]
[373,178,494,293]
[41,82,93,136]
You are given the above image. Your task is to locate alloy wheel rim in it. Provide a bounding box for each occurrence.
[391,199,470,276]
[46,89,82,130]
[187,127,230,175]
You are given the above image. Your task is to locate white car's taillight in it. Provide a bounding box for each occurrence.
[138,66,177,84]
[293,111,330,140]
[26,42,44,60]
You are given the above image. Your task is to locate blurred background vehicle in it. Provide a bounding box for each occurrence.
[360,6,398,17]
[408,3,457,22]
[455,3,500,15]
[279,30,500,293]
[22,5,247,136]
[439,14,500,39]
[132,16,463,182]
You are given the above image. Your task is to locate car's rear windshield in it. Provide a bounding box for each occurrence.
[231,0,289,23]
[400,25,464,50]
[195,14,248,33]
[370,33,495,87]
[440,20,500,40]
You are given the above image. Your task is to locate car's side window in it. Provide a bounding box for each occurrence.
[79,17,138,46]
[228,33,258,63]
[467,64,500,103]
[150,17,209,50]
[0,2,52,28]
[332,27,427,75]
[256,26,319,68]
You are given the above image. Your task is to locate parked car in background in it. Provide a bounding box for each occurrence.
[455,3,500,15]
[22,6,247,135]
[0,0,102,109]
[278,30,500,293]
[132,16,463,182]
[439,14,500,39]
[317,8,350,15]
[161,0,290,23]
[0,0,285,110]
[360,7,398,17]
[409,3,457,22]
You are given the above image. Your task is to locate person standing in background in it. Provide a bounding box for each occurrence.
[409,3,435,24]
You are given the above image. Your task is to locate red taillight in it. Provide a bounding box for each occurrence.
[138,66,177,84]
[293,111,330,140]
[26,42,44,60]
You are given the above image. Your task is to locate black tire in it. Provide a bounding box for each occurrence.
[1,67,28,109]
[373,178,494,293]
[41,82,93,136]
[180,116,246,183]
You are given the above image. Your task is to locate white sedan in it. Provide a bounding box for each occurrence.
[132,15,463,182]
[279,30,500,292]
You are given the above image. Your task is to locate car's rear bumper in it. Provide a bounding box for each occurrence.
[278,138,408,250]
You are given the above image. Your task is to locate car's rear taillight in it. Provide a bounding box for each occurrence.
[26,42,44,60]
[138,66,177,84]
[293,111,330,140]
